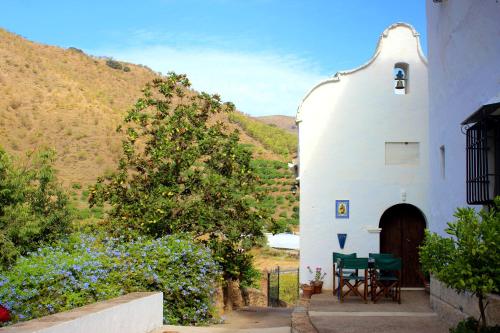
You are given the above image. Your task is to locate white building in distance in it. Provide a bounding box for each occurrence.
[297,23,429,289]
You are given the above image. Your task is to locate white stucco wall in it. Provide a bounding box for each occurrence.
[0,292,163,333]
[426,0,500,234]
[297,23,429,289]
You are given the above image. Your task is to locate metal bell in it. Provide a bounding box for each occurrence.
[395,70,405,89]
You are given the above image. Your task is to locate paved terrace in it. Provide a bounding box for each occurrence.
[156,307,292,333]
[307,291,450,333]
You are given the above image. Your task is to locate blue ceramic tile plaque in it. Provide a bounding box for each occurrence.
[335,200,349,219]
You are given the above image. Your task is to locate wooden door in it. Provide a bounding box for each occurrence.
[380,204,426,287]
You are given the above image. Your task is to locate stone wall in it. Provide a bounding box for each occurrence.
[0,292,163,333]
[430,277,500,327]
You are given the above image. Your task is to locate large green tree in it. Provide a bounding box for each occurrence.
[0,148,71,267]
[90,73,270,286]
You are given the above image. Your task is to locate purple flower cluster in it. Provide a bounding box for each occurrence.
[0,233,221,326]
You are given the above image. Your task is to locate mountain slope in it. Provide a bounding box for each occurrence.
[255,115,297,134]
[0,28,293,186]
[0,28,157,187]
[0,28,299,228]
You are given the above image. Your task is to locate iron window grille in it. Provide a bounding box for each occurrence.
[466,118,500,205]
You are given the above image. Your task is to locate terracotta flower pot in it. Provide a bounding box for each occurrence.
[301,285,314,299]
[311,281,323,294]
[313,281,323,294]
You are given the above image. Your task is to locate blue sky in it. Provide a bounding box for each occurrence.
[0,1,427,116]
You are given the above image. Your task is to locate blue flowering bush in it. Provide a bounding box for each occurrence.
[0,233,221,326]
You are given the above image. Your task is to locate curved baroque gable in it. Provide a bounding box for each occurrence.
[296,22,427,122]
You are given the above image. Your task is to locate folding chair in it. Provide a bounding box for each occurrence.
[371,257,401,304]
[368,253,394,260]
[332,252,357,295]
[339,257,369,303]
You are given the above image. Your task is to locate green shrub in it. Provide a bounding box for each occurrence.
[0,233,220,326]
[76,208,91,220]
[89,206,103,218]
[71,182,82,189]
[105,59,123,70]
[269,218,289,234]
[81,190,90,200]
[68,47,84,54]
[420,199,500,328]
[123,66,131,72]
[450,317,500,333]
[0,148,72,267]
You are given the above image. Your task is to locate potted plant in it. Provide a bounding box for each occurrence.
[300,283,314,299]
[307,266,327,294]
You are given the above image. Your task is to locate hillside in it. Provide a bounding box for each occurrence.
[255,115,297,134]
[0,28,299,228]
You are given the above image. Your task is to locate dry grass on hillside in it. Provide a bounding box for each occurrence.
[0,28,284,192]
[255,115,297,134]
[0,28,156,188]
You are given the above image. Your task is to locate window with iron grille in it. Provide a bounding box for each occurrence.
[466,118,500,205]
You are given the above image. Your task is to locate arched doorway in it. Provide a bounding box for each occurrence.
[379,204,426,287]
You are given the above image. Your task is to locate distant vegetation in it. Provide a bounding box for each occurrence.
[251,159,299,231]
[67,47,84,53]
[229,112,298,158]
[105,58,130,72]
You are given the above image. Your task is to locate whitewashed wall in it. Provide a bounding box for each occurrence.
[0,292,163,333]
[426,0,500,234]
[297,23,429,289]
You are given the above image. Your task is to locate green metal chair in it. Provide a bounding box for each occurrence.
[371,257,402,304]
[369,253,394,260]
[339,257,369,303]
[332,252,357,295]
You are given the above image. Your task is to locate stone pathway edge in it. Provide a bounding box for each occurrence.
[291,300,319,333]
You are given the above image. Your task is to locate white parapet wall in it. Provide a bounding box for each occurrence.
[430,277,500,327]
[0,292,163,333]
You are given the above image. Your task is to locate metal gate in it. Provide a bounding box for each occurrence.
[267,266,299,307]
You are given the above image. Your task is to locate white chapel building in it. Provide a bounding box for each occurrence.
[297,23,429,289]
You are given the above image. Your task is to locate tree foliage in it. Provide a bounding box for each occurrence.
[90,73,271,282]
[0,148,72,267]
[420,199,500,328]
